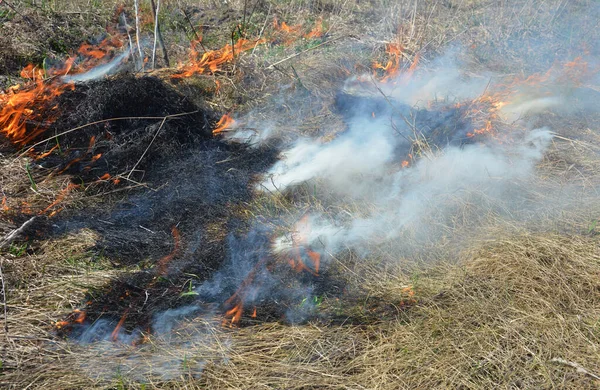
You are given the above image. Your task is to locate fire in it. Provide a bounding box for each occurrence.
[221,215,324,326]
[467,120,494,138]
[0,66,75,145]
[0,32,126,146]
[213,114,235,134]
[172,38,262,79]
[373,43,402,81]
[224,302,243,325]
[41,183,80,216]
[373,43,419,84]
[304,19,324,39]
[155,226,181,277]
[286,215,321,275]
[55,309,86,329]
[222,255,268,326]
[111,309,129,342]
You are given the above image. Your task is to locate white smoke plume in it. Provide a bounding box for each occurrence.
[253,52,583,258]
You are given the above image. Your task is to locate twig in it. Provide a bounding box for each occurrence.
[0,255,8,333]
[265,36,344,69]
[150,0,169,68]
[182,9,207,53]
[0,216,36,250]
[550,358,600,381]
[368,75,413,143]
[12,110,198,162]
[0,0,35,27]
[133,0,144,70]
[151,0,160,69]
[126,117,168,179]
[252,4,271,55]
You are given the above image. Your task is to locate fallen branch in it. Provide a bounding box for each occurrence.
[0,216,36,250]
[265,36,344,69]
[550,358,600,381]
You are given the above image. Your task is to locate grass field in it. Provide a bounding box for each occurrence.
[1,0,600,388]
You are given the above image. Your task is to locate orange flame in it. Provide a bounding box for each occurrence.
[213,114,235,134]
[224,302,243,325]
[41,183,80,216]
[55,309,86,329]
[173,38,263,79]
[111,309,129,342]
[0,33,126,147]
[304,19,324,39]
[0,68,75,145]
[155,226,181,276]
[287,215,321,276]
[373,43,420,84]
[222,256,268,326]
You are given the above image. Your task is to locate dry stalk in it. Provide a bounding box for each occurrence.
[265,36,345,69]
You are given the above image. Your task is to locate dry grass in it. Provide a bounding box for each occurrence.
[6,231,600,389]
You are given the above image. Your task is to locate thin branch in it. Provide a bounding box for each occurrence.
[151,0,160,69]
[0,217,37,250]
[0,0,35,26]
[265,37,343,69]
[0,256,7,333]
[150,0,169,68]
[251,3,271,55]
[12,110,199,162]
[182,9,207,53]
[133,0,144,70]
[126,116,168,179]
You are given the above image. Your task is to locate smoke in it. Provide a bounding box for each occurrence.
[62,50,130,83]
[252,51,594,261]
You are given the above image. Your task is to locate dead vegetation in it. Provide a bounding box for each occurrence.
[1,0,600,389]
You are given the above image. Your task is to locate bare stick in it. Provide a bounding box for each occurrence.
[150,0,169,67]
[0,255,7,332]
[252,4,271,55]
[133,0,144,70]
[0,216,37,334]
[0,0,35,26]
[151,0,160,69]
[265,37,343,69]
[182,9,207,53]
[126,117,167,179]
[0,216,36,250]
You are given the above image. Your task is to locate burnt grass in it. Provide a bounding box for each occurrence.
[2,74,301,334]
[3,75,492,338]
[16,77,477,336]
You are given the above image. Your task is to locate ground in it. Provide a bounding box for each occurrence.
[1,0,600,389]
